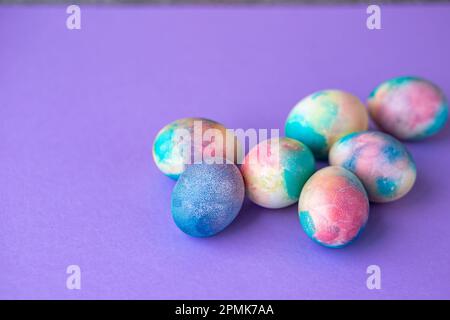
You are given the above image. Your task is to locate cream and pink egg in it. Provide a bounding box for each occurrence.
[241,137,315,209]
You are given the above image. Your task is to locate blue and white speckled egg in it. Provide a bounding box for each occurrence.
[171,162,245,237]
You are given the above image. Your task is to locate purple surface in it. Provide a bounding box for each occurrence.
[1,4,450,300]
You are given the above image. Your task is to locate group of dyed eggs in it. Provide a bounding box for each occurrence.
[153,76,448,248]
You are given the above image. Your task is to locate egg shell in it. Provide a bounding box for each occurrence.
[329,131,416,203]
[299,166,369,248]
[241,137,315,209]
[285,90,369,159]
[171,162,245,237]
[368,76,448,140]
[153,118,240,179]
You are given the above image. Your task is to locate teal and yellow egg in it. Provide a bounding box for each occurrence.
[285,90,369,159]
[240,137,315,209]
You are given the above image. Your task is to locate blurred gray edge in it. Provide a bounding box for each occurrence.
[1,0,449,5]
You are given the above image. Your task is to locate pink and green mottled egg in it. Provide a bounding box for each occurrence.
[153,118,240,179]
[329,131,416,203]
[241,137,315,209]
[285,90,369,160]
[368,76,448,140]
[299,166,369,248]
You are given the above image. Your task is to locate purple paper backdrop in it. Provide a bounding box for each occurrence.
[0,4,449,300]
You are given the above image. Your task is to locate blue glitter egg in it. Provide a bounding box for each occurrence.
[171,163,245,237]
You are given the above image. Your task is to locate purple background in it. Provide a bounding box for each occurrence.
[1,4,449,300]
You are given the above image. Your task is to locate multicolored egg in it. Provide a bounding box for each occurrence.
[285,90,369,159]
[329,131,416,203]
[299,166,369,248]
[368,76,448,140]
[240,137,315,209]
[171,162,245,237]
[153,118,240,179]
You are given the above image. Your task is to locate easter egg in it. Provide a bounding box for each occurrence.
[153,118,241,179]
[368,76,448,140]
[285,90,369,159]
[329,131,416,203]
[241,137,315,209]
[171,162,245,237]
[299,166,369,248]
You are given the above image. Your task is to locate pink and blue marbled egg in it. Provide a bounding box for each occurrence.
[329,131,416,203]
[241,137,315,209]
[368,76,448,140]
[299,166,369,248]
